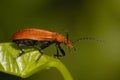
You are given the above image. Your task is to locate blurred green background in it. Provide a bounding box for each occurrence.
[0,0,120,80]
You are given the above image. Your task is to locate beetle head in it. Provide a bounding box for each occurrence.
[56,33,73,48]
[64,39,73,48]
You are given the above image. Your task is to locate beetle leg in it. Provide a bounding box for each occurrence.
[57,44,65,57]
[54,43,65,59]
[15,44,25,58]
[33,45,43,62]
[54,44,60,59]
[35,49,43,62]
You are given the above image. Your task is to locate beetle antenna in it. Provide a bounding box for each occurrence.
[66,31,69,43]
[64,30,69,43]
[73,37,104,44]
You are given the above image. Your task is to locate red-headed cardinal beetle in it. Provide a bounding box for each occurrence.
[12,28,102,61]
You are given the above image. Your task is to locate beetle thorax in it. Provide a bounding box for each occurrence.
[56,33,73,48]
[56,33,66,43]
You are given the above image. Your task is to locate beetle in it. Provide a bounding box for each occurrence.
[12,28,73,61]
[12,28,103,61]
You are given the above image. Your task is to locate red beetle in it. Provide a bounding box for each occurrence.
[12,28,102,61]
[12,28,73,61]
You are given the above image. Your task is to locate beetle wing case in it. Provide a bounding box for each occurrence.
[12,28,57,41]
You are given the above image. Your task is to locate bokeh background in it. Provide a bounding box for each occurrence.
[0,0,120,80]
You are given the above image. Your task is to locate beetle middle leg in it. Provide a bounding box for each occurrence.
[54,44,60,59]
[34,41,54,62]
[15,44,25,58]
[34,47,43,62]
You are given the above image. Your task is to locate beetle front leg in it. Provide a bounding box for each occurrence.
[57,44,65,57]
[54,43,65,59]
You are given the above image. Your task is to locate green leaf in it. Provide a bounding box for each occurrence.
[0,42,73,80]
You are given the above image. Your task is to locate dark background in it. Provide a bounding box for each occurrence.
[0,0,120,80]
